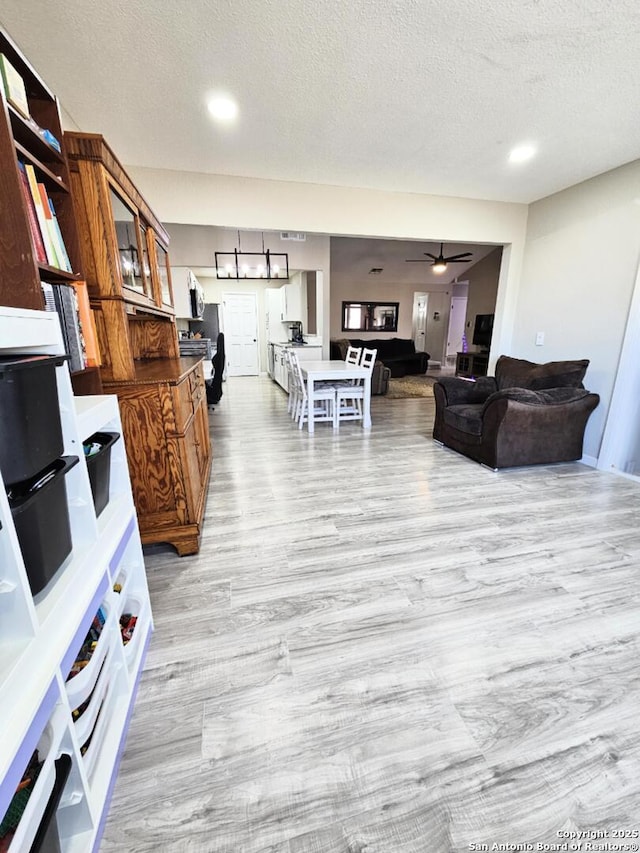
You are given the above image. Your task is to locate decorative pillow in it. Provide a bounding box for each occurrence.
[437,376,497,405]
[495,356,589,391]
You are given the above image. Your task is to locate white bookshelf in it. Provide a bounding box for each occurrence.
[0,307,153,851]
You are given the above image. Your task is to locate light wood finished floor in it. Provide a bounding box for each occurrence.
[102,376,640,852]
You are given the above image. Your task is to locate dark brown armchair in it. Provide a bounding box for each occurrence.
[433,356,600,469]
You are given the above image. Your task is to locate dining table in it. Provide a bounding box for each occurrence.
[300,360,372,434]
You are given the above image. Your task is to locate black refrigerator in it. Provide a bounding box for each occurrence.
[189,303,221,343]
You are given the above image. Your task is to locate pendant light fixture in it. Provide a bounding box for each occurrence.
[215,232,289,280]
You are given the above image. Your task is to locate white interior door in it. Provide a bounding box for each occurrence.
[412,292,429,352]
[446,296,468,359]
[223,292,259,376]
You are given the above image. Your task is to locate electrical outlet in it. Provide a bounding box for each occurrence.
[535,331,545,346]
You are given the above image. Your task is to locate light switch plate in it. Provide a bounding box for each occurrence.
[535,331,545,346]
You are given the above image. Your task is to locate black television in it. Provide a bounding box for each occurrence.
[472,313,494,350]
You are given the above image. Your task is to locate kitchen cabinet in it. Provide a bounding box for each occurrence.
[272,344,287,390]
[280,272,307,322]
[0,306,152,852]
[272,344,322,392]
[171,267,202,319]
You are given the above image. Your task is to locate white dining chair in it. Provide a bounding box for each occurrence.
[290,351,336,429]
[331,344,362,389]
[283,349,299,419]
[345,345,362,366]
[335,347,376,425]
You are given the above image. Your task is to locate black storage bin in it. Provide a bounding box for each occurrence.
[0,355,67,486]
[83,432,120,517]
[8,456,79,596]
[30,754,72,853]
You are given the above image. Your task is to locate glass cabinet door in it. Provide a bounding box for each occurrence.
[109,187,150,298]
[155,241,173,308]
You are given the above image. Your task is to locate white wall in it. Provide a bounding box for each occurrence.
[129,166,529,364]
[512,159,640,460]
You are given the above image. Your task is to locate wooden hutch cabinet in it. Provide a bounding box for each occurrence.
[65,132,211,555]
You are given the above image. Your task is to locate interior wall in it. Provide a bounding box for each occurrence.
[424,291,453,364]
[512,158,640,460]
[464,247,503,351]
[166,224,330,270]
[329,276,434,340]
[130,166,529,363]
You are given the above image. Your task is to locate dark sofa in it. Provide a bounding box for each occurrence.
[331,338,429,378]
[433,355,600,469]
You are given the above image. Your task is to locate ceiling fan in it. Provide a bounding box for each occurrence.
[405,243,473,274]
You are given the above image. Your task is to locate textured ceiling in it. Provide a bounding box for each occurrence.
[1,0,639,204]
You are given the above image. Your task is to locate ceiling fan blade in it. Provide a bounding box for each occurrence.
[444,252,473,261]
[424,253,438,260]
[405,259,430,263]
[446,258,473,263]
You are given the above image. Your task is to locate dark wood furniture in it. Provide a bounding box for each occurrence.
[65,132,212,555]
[0,28,102,393]
[455,351,489,378]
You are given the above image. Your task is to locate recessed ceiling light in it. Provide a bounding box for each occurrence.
[207,96,238,122]
[509,144,537,164]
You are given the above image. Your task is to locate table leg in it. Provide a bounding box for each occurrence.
[308,377,315,434]
[363,374,372,429]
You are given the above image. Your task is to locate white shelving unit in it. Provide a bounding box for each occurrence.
[0,306,153,851]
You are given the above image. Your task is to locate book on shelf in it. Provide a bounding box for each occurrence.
[0,53,30,119]
[37,182,62,269]
[47,198,72,271]
[24,162,57,267]
[42,281,87,372]
[72,281,101,367]
[17,160,47,264]
[36,184,72,272]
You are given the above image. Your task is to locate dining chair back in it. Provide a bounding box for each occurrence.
[345,345,362,366]
[335,347,377,425]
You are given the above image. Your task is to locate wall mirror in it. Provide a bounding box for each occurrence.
[342,301,399,332]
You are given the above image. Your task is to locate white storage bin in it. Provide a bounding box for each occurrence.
[72,645,113,749]
[120,596,143,662]
[81,665,121,781]
[4,706,67,853]
[65,604,111,711]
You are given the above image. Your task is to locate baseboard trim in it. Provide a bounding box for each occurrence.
[581,454,597,467]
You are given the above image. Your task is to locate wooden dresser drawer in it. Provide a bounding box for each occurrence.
[171,374,195,433]
[171,363,206,433]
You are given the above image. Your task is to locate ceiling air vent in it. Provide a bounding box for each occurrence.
[369,268,383,275]
[280,232,306,241]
